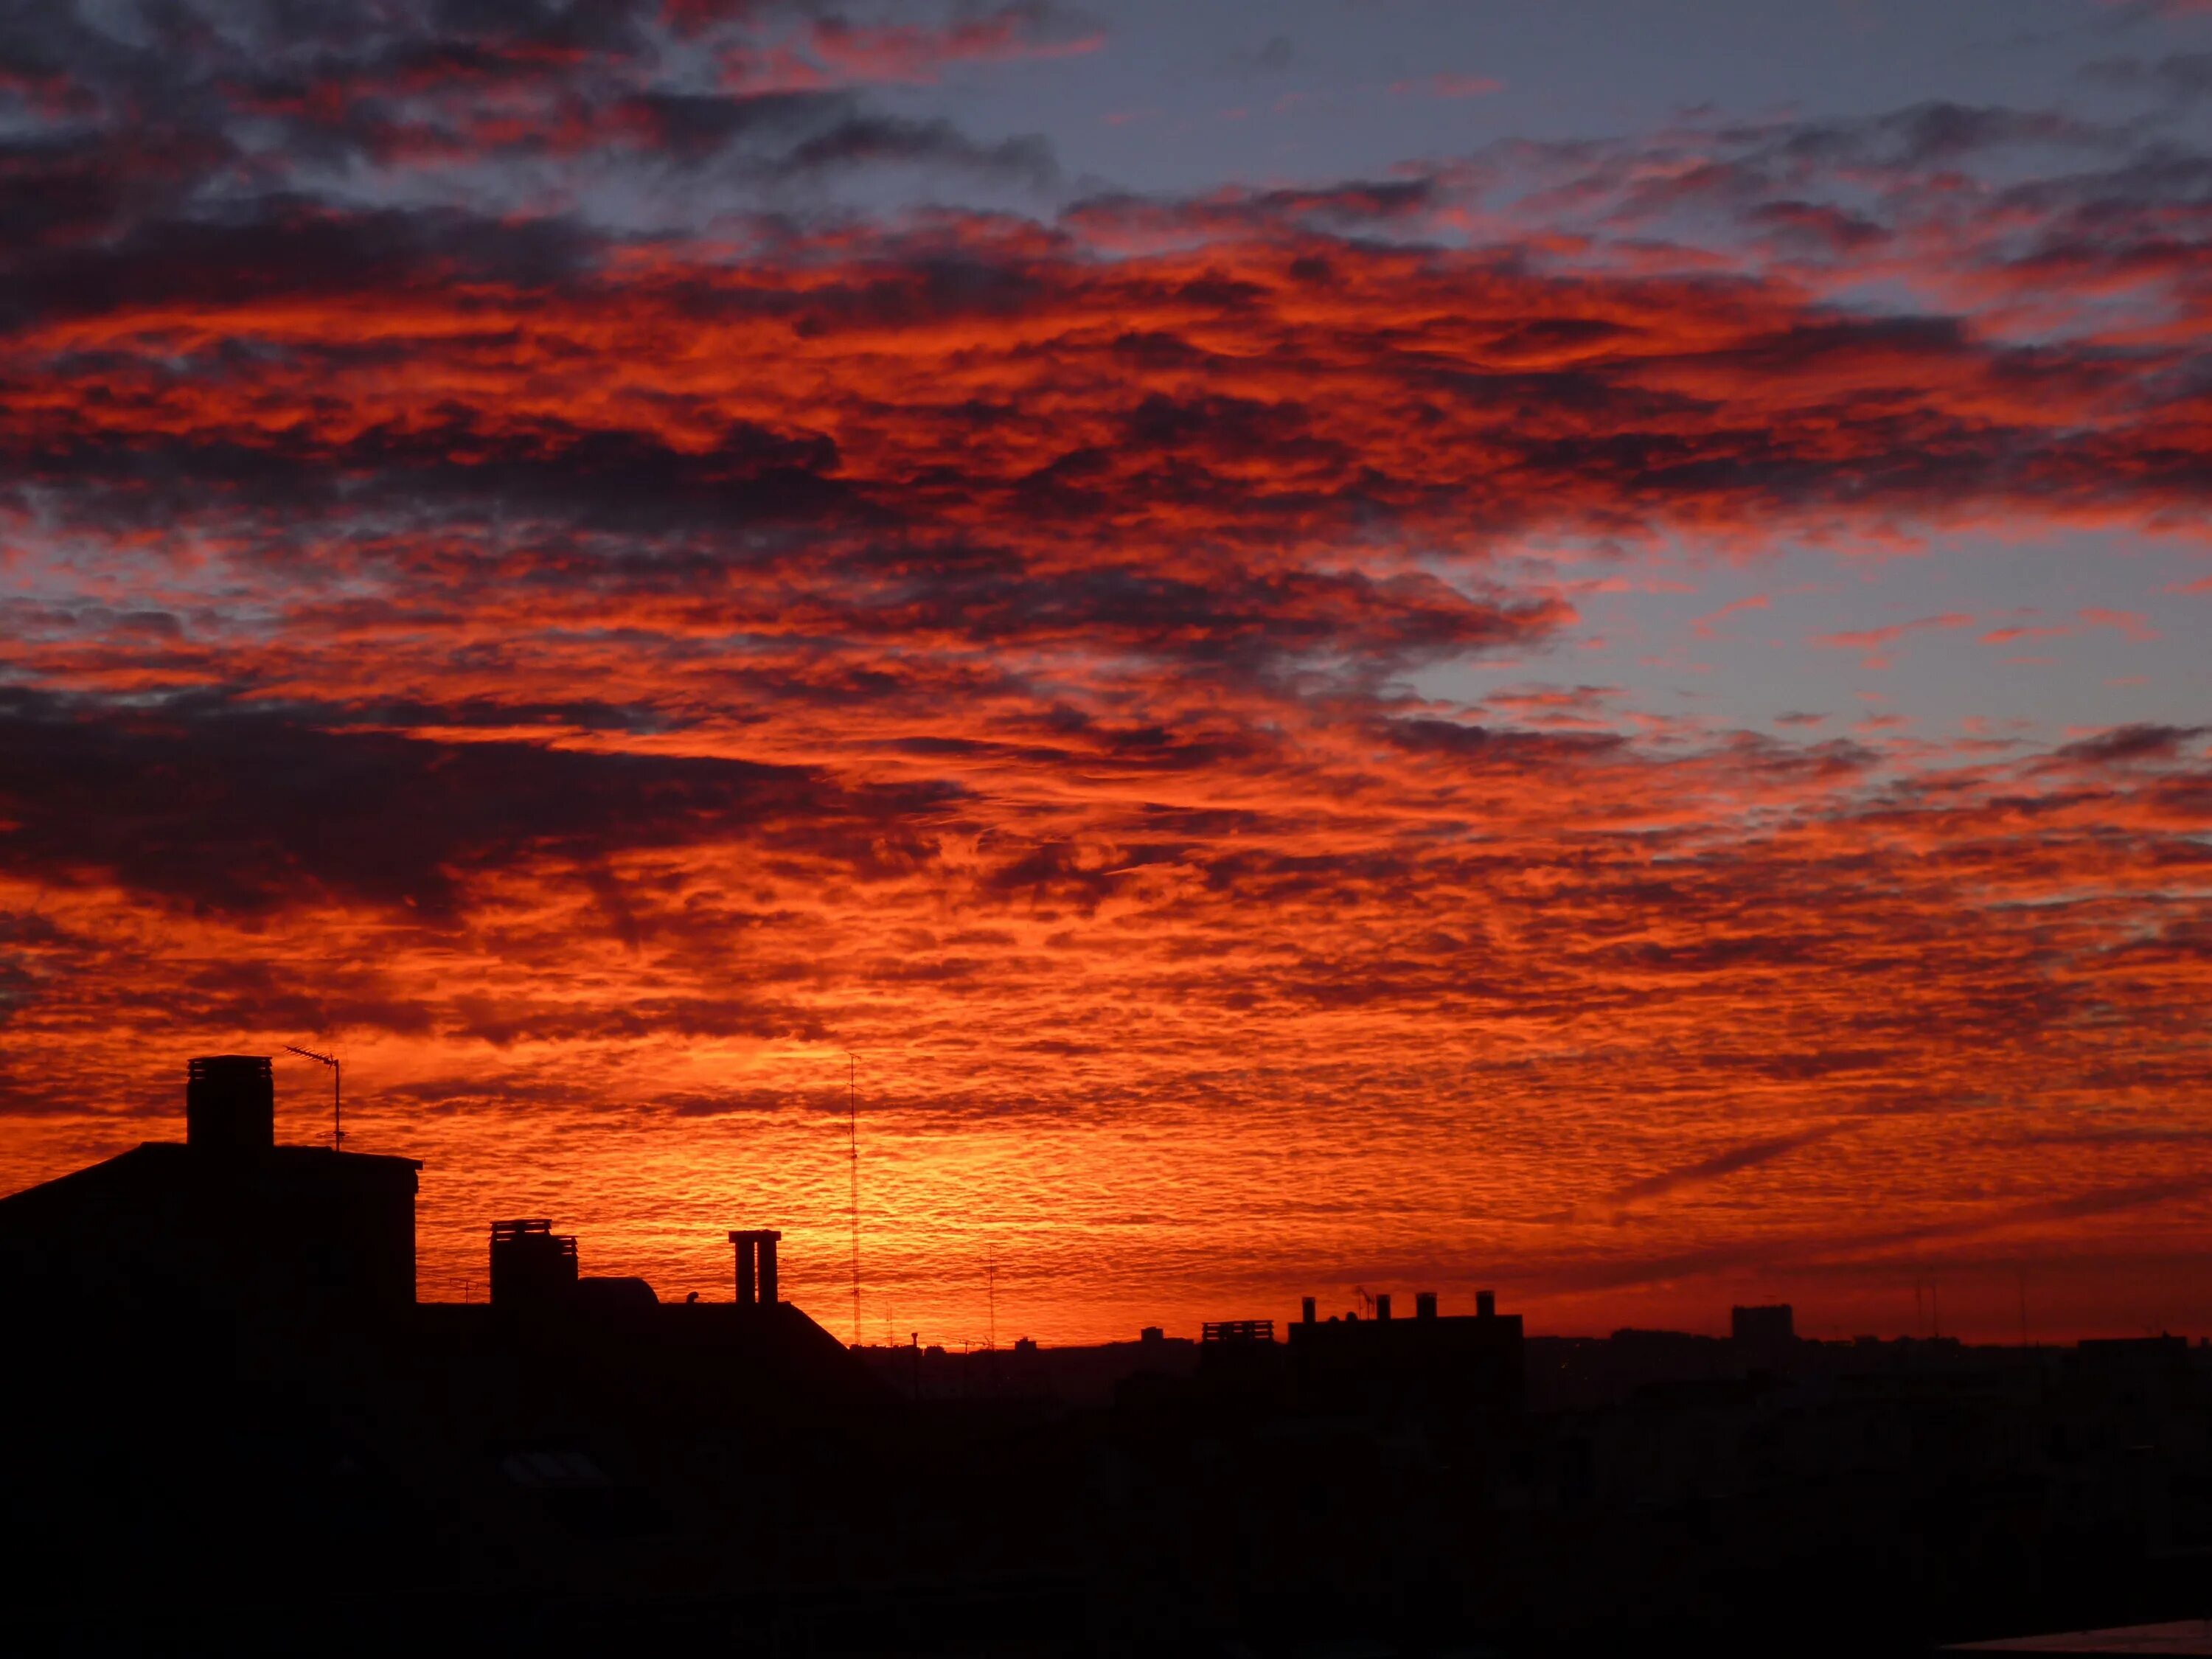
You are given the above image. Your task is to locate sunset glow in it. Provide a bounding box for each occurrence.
[3,0,2208,1345]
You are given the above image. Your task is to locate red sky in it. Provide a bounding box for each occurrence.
[1,0,2208,1344]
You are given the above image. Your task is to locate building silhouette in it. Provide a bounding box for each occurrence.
[1,1056,2208,1656]
[0,1054,418,1315]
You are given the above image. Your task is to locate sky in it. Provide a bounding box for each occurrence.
[1,0,2208,1346]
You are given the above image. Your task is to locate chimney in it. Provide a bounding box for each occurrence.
[1375,1293,1392,1321]
[729,1230,782,1307]
[187,1056,274,1157]
[1301,1295,1317,1324]
[1416,1291,1438,1319]
[1476,1290,1495,1319]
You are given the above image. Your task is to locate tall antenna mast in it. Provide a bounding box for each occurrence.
[285,1044,341,1150]
[845,1051,860,1347]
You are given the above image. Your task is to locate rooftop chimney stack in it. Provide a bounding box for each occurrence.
[1301,1295,1317,1324]
[1416,1290,1438,1319]
[1476,1290,1496,1319]
[186,1056,274,1158]
[729,1230,782,1308]
[1375,1293,1392,1321]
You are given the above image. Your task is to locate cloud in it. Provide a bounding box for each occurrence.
[2084,51,2212,102]
[1603,1124,1848,1207]
[0,688,960,922]
[805,5,1105,84]
[1388,73,1503,99]
[2079,606,2161,641]
[0,0,1069,195]
[1,16,2210,1334]
[2052,722,2205,766]
[1693,595,1770,639]
[1809,616,1978,669]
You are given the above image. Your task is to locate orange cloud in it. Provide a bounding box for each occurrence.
[1,4,2209,1343]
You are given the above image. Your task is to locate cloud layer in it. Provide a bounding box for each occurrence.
[1,0,2208,1340]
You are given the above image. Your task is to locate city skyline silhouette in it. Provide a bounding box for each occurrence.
[4,1054,2206,1655]
[3,5,2212,1648]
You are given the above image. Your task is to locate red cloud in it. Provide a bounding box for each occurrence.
[2,8,2211,1340]
[2080,607,2162,642]
[1809,615,1978,669]
[1692,595,1770,638]
[807,11,1105,84]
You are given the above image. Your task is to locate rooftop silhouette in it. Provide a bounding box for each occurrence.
[1,1057,2207,1656]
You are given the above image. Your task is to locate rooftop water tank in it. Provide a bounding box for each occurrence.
[186,1056,274,1156]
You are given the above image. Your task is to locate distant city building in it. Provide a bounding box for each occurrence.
[1287,1287,1524,1414]
[1731,1303,1796,1345]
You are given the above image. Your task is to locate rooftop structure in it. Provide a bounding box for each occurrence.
[490,1218,579,1308]
[1288,1287,1524,1413]
[729,1228,782,1307]
[0,1056,419,1315]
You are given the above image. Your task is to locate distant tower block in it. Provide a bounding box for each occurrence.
[187,1056,274,1157]
[729,1229,782,1307]
[1732,1304,1795,1345]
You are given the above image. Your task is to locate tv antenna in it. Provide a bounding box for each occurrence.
[285,1043,342,1150]
[845,1051,860,1347]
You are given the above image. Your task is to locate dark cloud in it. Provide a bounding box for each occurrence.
[768,114,1056,184]
[0,689,957,920]
[2053,723,2206,767]
[0,0,1064,223]
[1745,198,1890,252]
[1604,1124,1847,1206]
[0,201,602,332]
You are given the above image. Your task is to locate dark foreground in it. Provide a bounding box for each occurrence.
[3,1062,2206,1656]
[6,1289,2207,1657]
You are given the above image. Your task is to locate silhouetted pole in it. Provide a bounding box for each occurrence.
[846,1051,860,1347]
[285,1043,342,1150]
